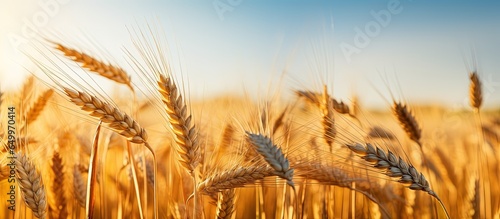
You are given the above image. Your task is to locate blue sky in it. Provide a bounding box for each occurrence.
[1,0,499,109]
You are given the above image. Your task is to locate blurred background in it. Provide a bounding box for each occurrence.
[1,0,499,109]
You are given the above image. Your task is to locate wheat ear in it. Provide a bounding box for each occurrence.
[295,162,390,218]
[24,89,54,125]
[198,166,275,195]
[49,152,67,219]
[392,102,422,146]
[367,126,396,140]
[345,142,450,218]
[63,87,148,144]
[245,132,294,188]
[216,189,235,219]
[15,152,47,219]
[157,74,200,174]
[55,43,133,91]
[295,162,355,188]
[73,165,86,208]
[296,90,352,116]
[320,86,336,147]
[469,71,482,110]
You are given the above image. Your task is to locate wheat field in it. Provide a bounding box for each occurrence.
[0,28,499,219]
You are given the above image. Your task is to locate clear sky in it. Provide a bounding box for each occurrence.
[1,0,499,109]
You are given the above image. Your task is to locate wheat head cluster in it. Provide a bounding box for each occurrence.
[0,29,499,219]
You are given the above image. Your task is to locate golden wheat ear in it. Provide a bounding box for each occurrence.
[392,101,422,146]
[54,43,134,91]
[345,142,451,218]
[157,74,200,175]
[215,189,235,219]
[49,151,68,219]
[469,71,482,110]
[197,166,275,196]
[15,152,48,219]
[21,89,54,131]
[73,164,87,208]
[63,87,148,144]
[245,132,294,188]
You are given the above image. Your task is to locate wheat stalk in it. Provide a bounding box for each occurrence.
[345,142,450,218]
[469,71,482,110]
[245,132,294,188]
[85,122,101,219]
[15,152,47,219]
[198,166,274,195]
[216,189,235,219]
[55,43,133,91]
[157,74,200,174]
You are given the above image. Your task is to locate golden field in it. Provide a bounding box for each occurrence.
[0,32,499,219]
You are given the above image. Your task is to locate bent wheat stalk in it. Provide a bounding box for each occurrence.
[15,152,47,219]
[345,142,450,219]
